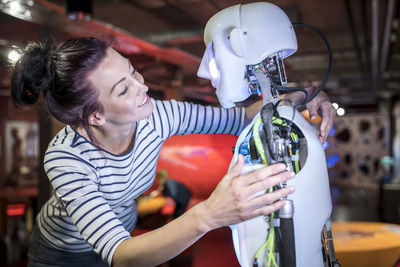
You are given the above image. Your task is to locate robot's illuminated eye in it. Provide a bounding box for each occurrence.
[208,58,220,80]
[197,41,221,89]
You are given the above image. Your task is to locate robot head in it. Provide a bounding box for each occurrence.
[197,2,298,108]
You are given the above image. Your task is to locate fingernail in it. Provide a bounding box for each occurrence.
[289,171,295,178]
[288,186,296,192]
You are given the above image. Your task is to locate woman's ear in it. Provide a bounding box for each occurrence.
[88,112,105,126]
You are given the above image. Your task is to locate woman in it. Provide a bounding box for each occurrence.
[11,37,333,267]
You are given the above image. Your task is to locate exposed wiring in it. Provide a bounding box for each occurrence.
[253,117,269,165]
[267,212,278,267]
[273,99,296,139]
[276,86,309,108]
[238,102,302,266]
[253,191,278,267]
[252,119,278,267]
[229,113,260,170]
[255,65,266,74]
[290,132,300,173]
[246,23,332,109]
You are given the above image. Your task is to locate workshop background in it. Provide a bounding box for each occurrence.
[0,0,399,267]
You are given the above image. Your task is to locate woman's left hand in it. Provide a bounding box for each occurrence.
[304,91,336,144]
[245,90,336,144]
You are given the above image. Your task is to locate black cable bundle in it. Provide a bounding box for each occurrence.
[278,217,296,267]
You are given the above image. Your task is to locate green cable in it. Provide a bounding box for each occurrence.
[272,117,286,126]
[252,116,300,266]
[290,132,298,141]
[253,186,278,267]
[290,132,300,173]
[266,212,278,267]
[273,116,301,174]
[294,151,300,173]
[254,189,274,260]
[252,120,278,266]
[253,117,268,165]
[254,233,269,259]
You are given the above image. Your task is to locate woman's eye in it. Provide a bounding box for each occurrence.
[119,86,128,96]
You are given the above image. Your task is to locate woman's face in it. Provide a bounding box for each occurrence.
[88,48,154,126]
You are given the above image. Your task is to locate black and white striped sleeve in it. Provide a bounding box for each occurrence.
[44,146,131,265]
[151,99,245,139]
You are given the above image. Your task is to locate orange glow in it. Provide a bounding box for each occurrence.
[156,134,237,199]
[301,109,322,123]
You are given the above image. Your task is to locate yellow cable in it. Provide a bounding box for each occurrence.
[254,187,278,267]
[253,117,268,165]
[253,117,300,266]
[295,151,300,173]
[290,132,300,173]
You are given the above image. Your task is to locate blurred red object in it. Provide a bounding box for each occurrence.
[6,203,26,216]
[156,134,237,199]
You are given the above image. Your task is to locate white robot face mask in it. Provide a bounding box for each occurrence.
[197,2,298,108]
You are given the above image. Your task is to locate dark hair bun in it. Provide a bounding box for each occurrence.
[10,40,57,106]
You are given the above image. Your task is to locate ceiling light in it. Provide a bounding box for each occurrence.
[337,107,345,116]
[8,50,20,63]
[9,1,22,14]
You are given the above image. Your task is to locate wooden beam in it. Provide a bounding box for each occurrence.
[165,0,218,24]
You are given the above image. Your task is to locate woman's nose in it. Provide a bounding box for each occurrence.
[137,79,148,93]
[140,83,149,93]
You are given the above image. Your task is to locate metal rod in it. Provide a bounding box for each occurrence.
[371,0,379,93]
[379,0,397,87]
[361,0,371,82]
[345,0,366,83]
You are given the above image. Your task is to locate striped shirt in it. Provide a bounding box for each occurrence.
[37,98,244,265]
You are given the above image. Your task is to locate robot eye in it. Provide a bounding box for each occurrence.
[208,57,220,80]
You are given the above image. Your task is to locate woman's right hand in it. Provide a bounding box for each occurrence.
[197,154,296,232]
[113,154,295,267]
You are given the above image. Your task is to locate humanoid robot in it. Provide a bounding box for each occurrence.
[197,2,339,267]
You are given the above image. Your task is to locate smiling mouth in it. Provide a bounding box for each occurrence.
[138,94,149,107]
